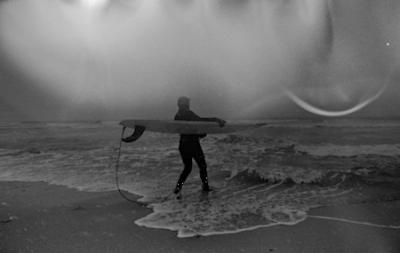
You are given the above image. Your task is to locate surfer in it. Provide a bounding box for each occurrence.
[173,96,226,195]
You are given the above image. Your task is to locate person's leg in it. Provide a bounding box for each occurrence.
[174,143,193,194]
[192,142,211,191]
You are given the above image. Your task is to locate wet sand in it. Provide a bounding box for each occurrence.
[1,181,400,253]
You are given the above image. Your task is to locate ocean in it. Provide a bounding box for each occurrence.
[1,119,400,237]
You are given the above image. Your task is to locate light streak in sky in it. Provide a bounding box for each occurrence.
[285,77,390,117]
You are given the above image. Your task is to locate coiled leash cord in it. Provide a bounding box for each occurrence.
[114,126,146,206]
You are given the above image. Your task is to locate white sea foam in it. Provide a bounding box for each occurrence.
[299,144,400,156]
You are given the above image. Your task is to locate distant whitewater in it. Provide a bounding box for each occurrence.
[1,119,400,237]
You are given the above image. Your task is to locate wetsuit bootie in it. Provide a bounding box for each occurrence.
[202,184,212,193]
[173,186,181,194]
[172,187,182,200]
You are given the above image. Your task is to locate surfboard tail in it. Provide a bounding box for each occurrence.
[121,125,146,143]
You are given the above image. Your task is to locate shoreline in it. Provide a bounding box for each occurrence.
[1,180,400,253]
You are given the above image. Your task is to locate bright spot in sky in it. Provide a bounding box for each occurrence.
[386,42,391,47]
[81,0,108,9]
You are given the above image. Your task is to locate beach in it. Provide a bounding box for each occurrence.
[1,120,400,252]
[1,181,400,253]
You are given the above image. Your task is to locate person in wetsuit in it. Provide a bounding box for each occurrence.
[174,96,226,195]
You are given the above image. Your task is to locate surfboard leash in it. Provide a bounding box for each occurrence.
[114,126,146,206]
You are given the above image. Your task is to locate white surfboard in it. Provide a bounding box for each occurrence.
[119,119,266,134]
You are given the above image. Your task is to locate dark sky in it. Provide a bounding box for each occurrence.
[0,0,399,121]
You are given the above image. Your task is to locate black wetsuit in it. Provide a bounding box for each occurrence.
[174,108,219,193]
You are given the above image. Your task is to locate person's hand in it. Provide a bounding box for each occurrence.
[217,118,226,127]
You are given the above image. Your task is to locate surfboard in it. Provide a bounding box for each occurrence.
[119,119,266,134]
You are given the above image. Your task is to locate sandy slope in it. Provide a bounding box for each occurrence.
[1,181,400,253]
